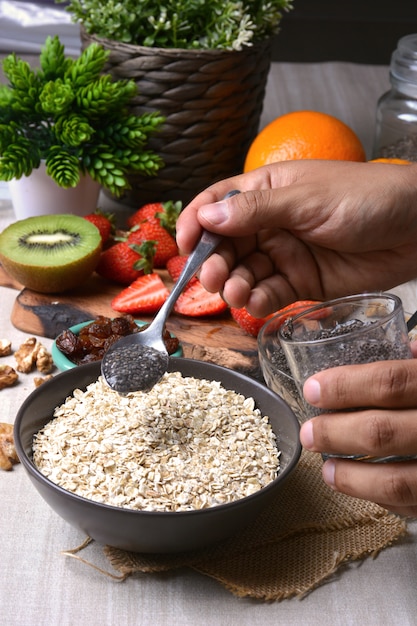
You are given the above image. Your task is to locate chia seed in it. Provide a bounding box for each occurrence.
[284,318,410,371]
[279,316,411,421]
[101,344,169,394]
[378,133,417,161]
[278,297,414,461]
[269,345,293,378]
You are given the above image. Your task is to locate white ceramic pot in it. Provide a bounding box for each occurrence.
[8,162,101,220]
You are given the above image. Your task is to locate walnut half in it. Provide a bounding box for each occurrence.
[0,364,18,389]
[0,339,12,357]
[14,337,54,374]
[0,422,19,470]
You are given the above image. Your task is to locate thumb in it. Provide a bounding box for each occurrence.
[197,189,288,236]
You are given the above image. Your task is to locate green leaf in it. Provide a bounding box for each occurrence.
[66,43,109,88]
[39,35,69,79]
[61,0,293,50]
[54,114,94,147]
[0,136,41,179]
[0,35,165,192]
[45,147,81,187]
[39,79,75,115]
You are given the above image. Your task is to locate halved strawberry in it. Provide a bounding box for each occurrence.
[230,308,273,338]
[111,273,169,315]
[273,300,323,322]
[174,280,228,317]
[231,300,321,337]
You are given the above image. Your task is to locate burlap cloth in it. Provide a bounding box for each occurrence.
[64,450,407,601]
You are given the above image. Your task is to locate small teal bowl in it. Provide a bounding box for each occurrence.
[52,320,183,371]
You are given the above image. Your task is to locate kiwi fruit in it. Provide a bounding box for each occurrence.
[0,214,102,293]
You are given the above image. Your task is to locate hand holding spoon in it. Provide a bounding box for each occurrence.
[101,190,240,394]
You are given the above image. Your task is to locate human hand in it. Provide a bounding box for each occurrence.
[176,160,417,317]
[299,345,417,517]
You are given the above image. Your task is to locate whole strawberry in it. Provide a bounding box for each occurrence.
[166,254,198,288]
[84,210,115,246]
[127,221,178,268]
[96,240,155,285]
[126,200,182,236]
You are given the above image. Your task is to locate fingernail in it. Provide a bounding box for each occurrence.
[199,201,229,225]
[303,377,321,405]
[300,419,314,449]
[322,459,336,488]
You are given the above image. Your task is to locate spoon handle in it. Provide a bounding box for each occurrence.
[150,190,240,335]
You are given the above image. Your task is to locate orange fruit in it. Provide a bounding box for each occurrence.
[368,157,413,165]
[243,110,366,172]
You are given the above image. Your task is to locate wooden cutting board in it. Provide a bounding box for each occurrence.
[0,265,261,378]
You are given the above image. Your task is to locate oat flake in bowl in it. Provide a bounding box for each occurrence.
[15,359,300,553]
[33,372,280,512]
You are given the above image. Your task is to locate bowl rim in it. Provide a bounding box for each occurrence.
[14,358,301,519]
[52,319,183,371]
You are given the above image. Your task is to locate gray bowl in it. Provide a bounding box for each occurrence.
[14,358,301,554]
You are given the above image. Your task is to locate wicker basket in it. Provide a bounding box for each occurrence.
[81,29,272,207]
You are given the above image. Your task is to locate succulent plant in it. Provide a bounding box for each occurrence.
[59,0,293,50]
[0,35,165,195]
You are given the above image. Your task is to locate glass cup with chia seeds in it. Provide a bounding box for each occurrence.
[278,293,414,462]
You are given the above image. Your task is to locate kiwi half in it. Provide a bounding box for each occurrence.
[0,214,102,293]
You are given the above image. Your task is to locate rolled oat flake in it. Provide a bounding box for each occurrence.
[101,344,169,394]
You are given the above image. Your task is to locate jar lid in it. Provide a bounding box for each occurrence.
[391,33,417,84]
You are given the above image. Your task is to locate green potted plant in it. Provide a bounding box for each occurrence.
[0,35,165,217]
[58,0,293,205]
[62,0,293,50]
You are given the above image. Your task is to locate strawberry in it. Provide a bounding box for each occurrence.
[95,240,155,285]
[84,210,115,245]
[166,254,188,281]
[111,273,169,315]
[274,300,322,321]
[174,280,228,317]
[231,300,321,337]
[126,203,162,228]
[126,200,182,236]
[166,254,198,287]
[127,221,178,268]
[230,308,273,338]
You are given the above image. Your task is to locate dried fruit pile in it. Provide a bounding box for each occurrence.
[56,314,179,366]
[84,203,320,338]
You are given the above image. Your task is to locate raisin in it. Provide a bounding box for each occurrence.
[55,329,82,358]
[57,315,179,366]
[111,315,138,335]
[162,328,180,354]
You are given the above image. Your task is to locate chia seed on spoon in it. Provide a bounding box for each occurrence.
[101,344,169,394]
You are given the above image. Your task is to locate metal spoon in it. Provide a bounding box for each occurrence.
[101,190,240,394]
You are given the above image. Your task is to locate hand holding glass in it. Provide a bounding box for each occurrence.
[278,293,414,462]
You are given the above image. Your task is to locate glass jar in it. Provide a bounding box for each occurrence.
[373,33,417,160]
